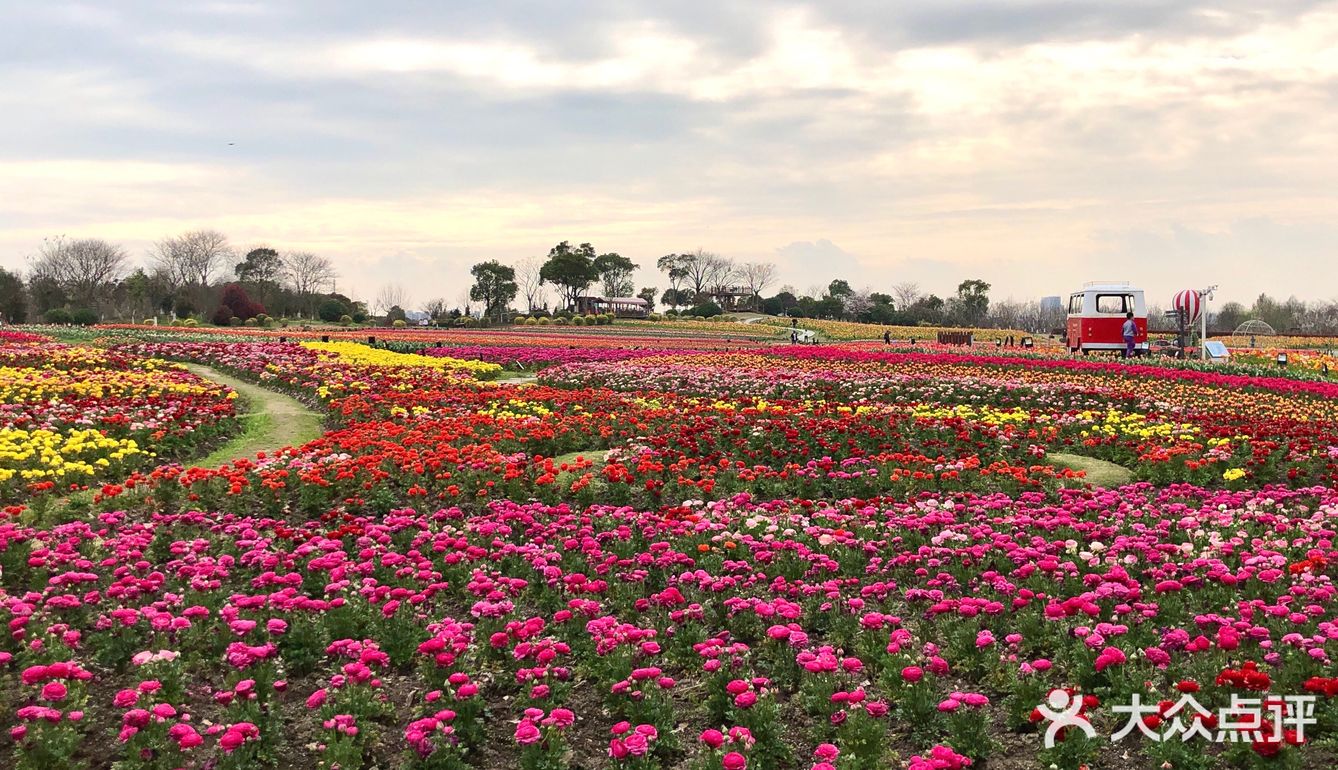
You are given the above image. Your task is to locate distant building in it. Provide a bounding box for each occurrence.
[1040,296,1063,314]
[572,296,650,318]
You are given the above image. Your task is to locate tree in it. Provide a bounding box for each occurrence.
[122,268,173,320]
[235,247,282,284]
[281,251,337,316]
[234,247,283,312]
[374,284,409,318]
[662,288,694,309]
[515,256,546,313]
[422,297,448,321]
[827,279,853,298]
[892,282,921,311]
[593,252,637,298]
[29,236,128,309]
[955,279,991,325]
[469,260,518,320]
[761,290,798,316]
[637,287,657,311]
[741,262,777,309]
[318,298,350,322]
[153,230,232,293]
[539,241,599,310]
[656,254,692,309]
[0,268,27,323]
[843,289,874,320]
[678,249,735,297]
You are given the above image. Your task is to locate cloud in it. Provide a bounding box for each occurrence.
[1,1,1336,306]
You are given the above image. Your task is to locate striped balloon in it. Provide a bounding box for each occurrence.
[1173,289,1202,323]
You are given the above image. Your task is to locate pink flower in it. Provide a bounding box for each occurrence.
[514,720,542,745]
[623,732,650,756]
[901,666,924,683]
[814,743,839,761]
[700,729,725,748]
[305,689,327,709]
[722,751,748,770]
[40,681,68,702]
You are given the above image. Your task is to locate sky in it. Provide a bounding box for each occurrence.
[2,0,1337,311]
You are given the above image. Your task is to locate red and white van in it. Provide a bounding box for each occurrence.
[1066,282,1148,355]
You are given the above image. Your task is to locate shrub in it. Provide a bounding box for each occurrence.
[393,319,407,328]
[647,313,663,321]
[244,317,258,326]
[217,283,264,321]
[211,304,235,326]
[44,308,72,324]
[70,308,99,325]
[555,317,570,326]
[352,311,367,323]
[572,315,586,326]
[229,316,243,326]
[181,318,198,327]
[537,317,552,326]
[688,301,723,318]
[143,318,156,325]
[340,314,353,325]
[524,317,538,326]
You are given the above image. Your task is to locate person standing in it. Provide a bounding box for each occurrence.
[1122,312,1137,359]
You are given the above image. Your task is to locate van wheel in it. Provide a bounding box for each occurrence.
[1080,347,1089,356]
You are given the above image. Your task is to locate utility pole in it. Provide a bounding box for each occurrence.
[1199,285,1218,360]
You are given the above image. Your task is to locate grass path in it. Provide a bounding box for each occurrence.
[1047,452,1135,487]
[184,364,324,467]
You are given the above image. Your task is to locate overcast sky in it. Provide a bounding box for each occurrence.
[3,1,1337,309]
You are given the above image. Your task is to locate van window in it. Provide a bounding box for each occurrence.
[1068,295,1083,314]
[1096,294,1131,314]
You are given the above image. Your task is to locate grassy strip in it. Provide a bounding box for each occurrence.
[1048,452,1135,487]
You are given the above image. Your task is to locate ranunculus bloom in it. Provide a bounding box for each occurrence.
[514,720,542,745]
[40,681,68,702]
[722,751,748,770]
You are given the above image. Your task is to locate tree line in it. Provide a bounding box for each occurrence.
[7,232,1334,334]
[0,232,351,325]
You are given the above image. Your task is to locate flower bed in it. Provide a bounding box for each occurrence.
[0,344,237,500]
[0,341,1336,768]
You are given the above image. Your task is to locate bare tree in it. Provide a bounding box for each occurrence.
[680,249,736,297]
[892,282,922,310]
[515,256,546,313]
[281,251,337,316]
[375,283,409,317]
[422,297,448,320]
[152,230,233,291]
[29,236,128,309]
[741,262,777,308]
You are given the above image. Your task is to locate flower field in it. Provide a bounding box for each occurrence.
[2,335,1338,769]
[0,342,238,501]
